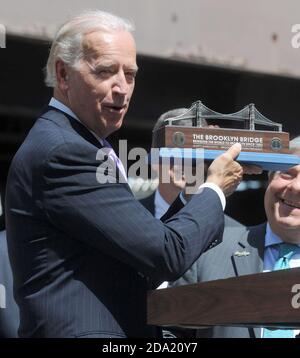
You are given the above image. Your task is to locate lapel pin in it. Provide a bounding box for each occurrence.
[234,250,250,257]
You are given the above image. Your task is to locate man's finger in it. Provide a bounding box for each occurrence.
[225,143,242,160]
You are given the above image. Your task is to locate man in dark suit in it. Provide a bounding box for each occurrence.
[5,10,250,338]
[140,107,244,305]
[140,108,243,228]
[169,138,300,338]
[140,109,189,222]
[0,192,19,338]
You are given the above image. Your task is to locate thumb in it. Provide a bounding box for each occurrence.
[225,143,242,160]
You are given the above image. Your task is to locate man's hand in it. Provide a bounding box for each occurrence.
[206,143,261,197]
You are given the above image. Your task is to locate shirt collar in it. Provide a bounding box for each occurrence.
[265,223,300,248]
[154,189,170,219]
[49,97,104,146]
[49,97,79,121]
[265,223,283,248]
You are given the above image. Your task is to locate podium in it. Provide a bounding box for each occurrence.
[147,268,300,329]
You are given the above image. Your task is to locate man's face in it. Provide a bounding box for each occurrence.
[65,30,137,138]
[265,165,300,242]
[167,163,186,190]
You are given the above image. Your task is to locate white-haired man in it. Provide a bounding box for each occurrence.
[6,10,255,338]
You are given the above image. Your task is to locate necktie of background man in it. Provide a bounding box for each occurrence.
[263,243,300,338]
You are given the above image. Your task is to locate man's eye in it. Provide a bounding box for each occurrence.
[280,172,293,179]
[95,69,113,77]
[125,72,136,81]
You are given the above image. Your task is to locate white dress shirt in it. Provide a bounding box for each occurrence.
[154,189,170,220]
[179,183,226,211]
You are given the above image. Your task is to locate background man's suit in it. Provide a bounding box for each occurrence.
[6,107,224,338]
[169,223,266,338]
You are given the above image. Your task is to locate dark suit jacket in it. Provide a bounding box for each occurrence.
[5,107,224,338]
[169,223,266,338]
[139,192,155,215]
[140,192,241,228]
[0,231,20,337]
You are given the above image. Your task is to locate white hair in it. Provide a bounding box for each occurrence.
[45,10,135,87]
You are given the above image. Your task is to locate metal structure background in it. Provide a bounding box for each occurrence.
[1,0,300,77]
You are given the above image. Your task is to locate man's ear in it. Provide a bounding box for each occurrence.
[268,171,277,183]
[55,59,69,91]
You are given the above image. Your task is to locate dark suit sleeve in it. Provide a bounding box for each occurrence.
[41,141,224,282]
[168,262,198,287]
[160,196,184,221]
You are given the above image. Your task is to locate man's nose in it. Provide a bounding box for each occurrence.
[112,72,129,95]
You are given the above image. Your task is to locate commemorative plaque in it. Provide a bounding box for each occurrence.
[154,101,300,171]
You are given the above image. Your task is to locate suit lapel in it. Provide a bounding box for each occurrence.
[231,223,266,276]
[231,223,266,338]
[139,192,155,215]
